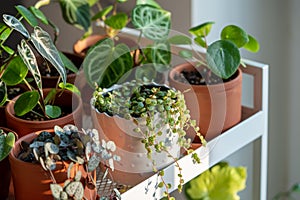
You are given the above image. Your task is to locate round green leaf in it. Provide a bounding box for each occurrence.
[45,105,61,119]
[15,5,38,27]
[206,40,240,79]
[0,81,7,106]
[221,25,249,48]
[104,13,128,30]
[132,5,171,41]
[168,35,192,45]
[14,91,39,116]
[29,7,49,25]
[243,34,260,53]
[1,55,28,86]
[179,50,193,59]
[189,22,215,37]
[92,6,113,21]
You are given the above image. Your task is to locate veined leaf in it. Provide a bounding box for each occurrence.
[151,41,171,72]
[15,5,38,27]
[1,55,28,86]
[92,6,113,21]
[0,81,7,106]
[17,39,43,98]
[132,5,171,41]
[104,13,128,30]
[31,26,66,85]
[14,91,40,116]
[45,105,61,119]
[2,14,29,38]
[29,6,49,25]
[59,0,91,31]
[83,38,133,88]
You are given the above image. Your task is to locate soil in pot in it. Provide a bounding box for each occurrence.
[5,89,83,137]
[169,63,242,142]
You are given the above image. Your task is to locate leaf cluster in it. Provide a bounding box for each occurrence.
[0,4,79,119]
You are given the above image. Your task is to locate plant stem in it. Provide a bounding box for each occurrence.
[34,0,51,9]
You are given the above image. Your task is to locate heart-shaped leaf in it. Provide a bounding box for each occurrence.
[0,81,7,106]
[1,55,28,86]
[189,21,215,37]
[17,39,43,98]
[65,181,84,200]
[45,105,61,119]
[50,184,63,199]
[59,0,91,31]
[0,132,15,162]
[104,13,128,30]
[31,26,66,85]
[132,5,171,41]
[14,91,40,116]
[206,40,240,79]
[2,14,29,38]
[15,5,38,27]
[83,38,133,88]
[221,25,249,48]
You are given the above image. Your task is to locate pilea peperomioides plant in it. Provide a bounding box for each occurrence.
[0,4,79,119]
[18,124,120,200]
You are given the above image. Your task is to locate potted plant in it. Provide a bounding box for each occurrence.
[9,124,120,200]
[0,127,16,200]
[184,162,247,200]
[0,5,82,137]
[90,79,206,199]
[272,182,300,200]
[168,22,260,141]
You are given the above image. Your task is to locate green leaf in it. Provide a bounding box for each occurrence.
[43,88,56,105]
[29,7,49,25]
[91,6,113,21]
[83,38,133,88]
[221,25,249,48]
[189,21,215,37]
[2,14,29,38]
[1,45,14,55]
[136,0,161,8]
[132,5,171,41]
[0,81,7,106]
[135,64,157,81]
[117,0,128,2]
[194,36,207,48]
[59,0,91,31]
[14,91,39,116]
[15,5,38,27]
[151,41,171,72]
[1,55,28,86]
[30,26,67,85]
[104,13,128,30]
[17,39,43,98]
[185,162,247,200]
[243,34,260,53]
[0,132,15,162]
[292,183,300,192]
[59,52,78,73]
[45,105,61,119]
[59,83,81,96]
[179,50,193,59]
[87,0,98,6]
[168,35,192,45]
[206,40,241,79]
[0,23,11,41]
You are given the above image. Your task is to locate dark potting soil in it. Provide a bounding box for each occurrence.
[173,67,238,85]
[39,61,73,77]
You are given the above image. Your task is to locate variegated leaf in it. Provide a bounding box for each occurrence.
[50,184,63,199]
[31,26,66,84]
[17,39,43,99]
[2,14,29,38]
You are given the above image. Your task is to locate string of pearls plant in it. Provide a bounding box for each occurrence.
[93,80,206,199]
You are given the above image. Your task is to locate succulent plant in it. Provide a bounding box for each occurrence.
[0,129,15,162]
[18,124,120,200]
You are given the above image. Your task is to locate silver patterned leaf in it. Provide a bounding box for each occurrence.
[50,184,63,199]
[65,181,84,200]
[87,154,100,172]
[3,14,29,38]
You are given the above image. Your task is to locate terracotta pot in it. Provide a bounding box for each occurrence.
[9,130,96,200]
[0,127,17,200]
[91,102,180,186]
[168,63,242,141]
[34,52,83,89]
[5,89,83,137]
[0,106,6,127]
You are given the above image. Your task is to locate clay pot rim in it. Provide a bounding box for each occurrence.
[5,89,82,125]
[168,62,242,90]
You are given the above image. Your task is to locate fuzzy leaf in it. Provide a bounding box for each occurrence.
[31,26,66,85]
[221,25,249,48]
[29,6,49,25]
[1,55,28,86]
[50,184,63,199]
[59,0,91,31]
[104,13,128,30]
[206,40,240,79]
[2,14,29,38]
[0,81,7,106]
[14,91,39,116]
[0,132,15,162]
[185,162,247,200]
[83,38,133,88]
[17,39,43,98]
[15,5,38,27]
[132,5,171,41]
